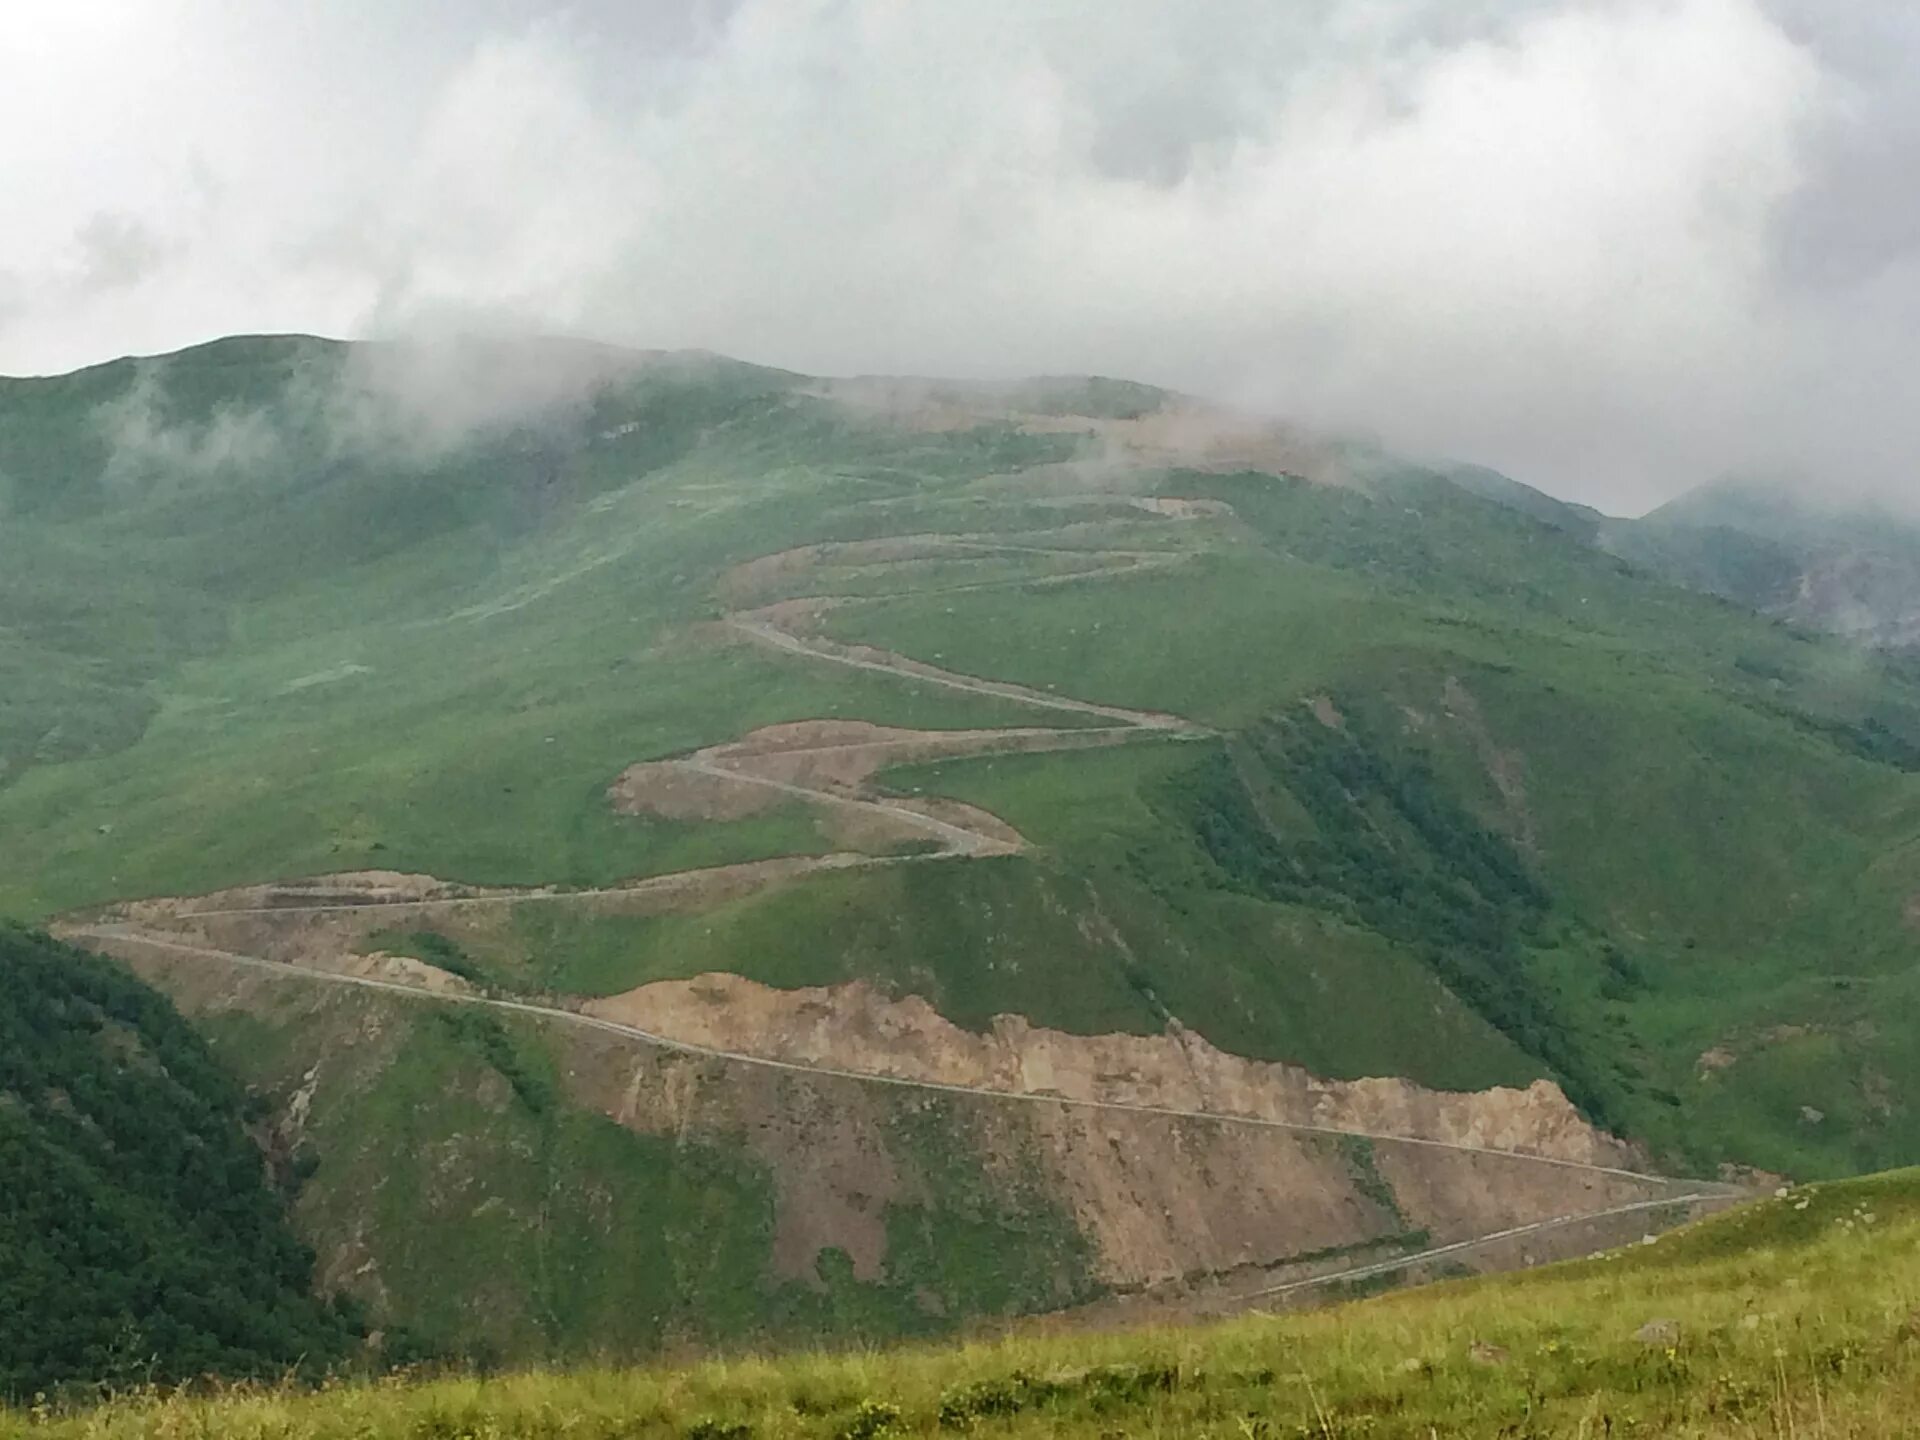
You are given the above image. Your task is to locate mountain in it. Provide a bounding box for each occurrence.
[0,925,359,1398]
[1603,479,1920,650]
[7,335,1920,1363]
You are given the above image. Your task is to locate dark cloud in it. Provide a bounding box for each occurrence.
[3,1,1919,515]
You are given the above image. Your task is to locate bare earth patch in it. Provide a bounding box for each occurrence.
[585,971,1638,1169]
[802,379,1348,487]
[606,761,784,821]
[1128,496,1235,519]
[342,950,476,994]
[543,983,1694,1293]
[95,926,1720,1301]
[95,870,528,928]
[609,717,1149,856]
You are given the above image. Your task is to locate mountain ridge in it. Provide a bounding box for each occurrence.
[6,332,1920,1362]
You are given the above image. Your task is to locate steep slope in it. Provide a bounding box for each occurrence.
[84,927,1705,1363]
[0,926,358,1398]
[8,335,1920,1355]
[16,1170,1920,1439]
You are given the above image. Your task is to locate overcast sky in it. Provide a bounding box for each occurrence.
[4,1,1918,513]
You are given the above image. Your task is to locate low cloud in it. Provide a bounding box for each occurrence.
[96,365,284,489]
[89,329,668,488]
[333,332,657,457]
[7,1,1920,514]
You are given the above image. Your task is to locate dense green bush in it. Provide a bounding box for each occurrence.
[0,926,359,1398]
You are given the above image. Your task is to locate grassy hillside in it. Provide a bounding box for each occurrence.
[817,467,1920,1173]
[128,932,1682,1370]
[0,337,1059,913]
[12,1170,1920,1437]
[0,927,358,1399]
[11,334,1920,1359]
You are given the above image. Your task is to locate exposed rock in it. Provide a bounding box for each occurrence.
[1308,694,1345,730]
[343,950,474,995]
[586,972,1641,1168]
[1441,676,1538,856]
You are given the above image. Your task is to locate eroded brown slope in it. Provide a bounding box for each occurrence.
[111,937,1693,1308]
[587,972,1631,1167]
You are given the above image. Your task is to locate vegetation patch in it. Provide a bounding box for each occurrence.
[878,1097,1100,1319]
[1160,704,1616,1122]
[0,926,358,1399]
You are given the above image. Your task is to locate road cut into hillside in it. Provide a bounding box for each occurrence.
[60,500,1744,1314]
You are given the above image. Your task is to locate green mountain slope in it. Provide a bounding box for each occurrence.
[799,463,1920,1168]
[9,335,1920,1357]
[0,926,358,1398]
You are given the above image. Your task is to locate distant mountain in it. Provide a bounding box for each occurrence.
[1602,481,1920,651]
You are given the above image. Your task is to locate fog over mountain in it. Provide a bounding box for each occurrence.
[4,1,1918,514]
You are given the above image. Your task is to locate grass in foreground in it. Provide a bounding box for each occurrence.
[14,1170,1920,1438]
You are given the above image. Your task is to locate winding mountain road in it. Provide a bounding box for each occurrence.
[1244,1192,1719,1303]
[724,614,1203,732]
[66,517,1748,1307]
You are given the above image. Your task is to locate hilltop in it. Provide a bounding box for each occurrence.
[7,333,1920,1360]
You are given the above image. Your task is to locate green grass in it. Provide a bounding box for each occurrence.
[0,367,1087,916]
[23,335,1920,1396]
[13,334,1920,1209]
[388,848,1538,1094]
[802,475,1920,1173]
[17,1170,1920,1437]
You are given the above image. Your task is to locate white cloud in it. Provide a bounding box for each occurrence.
[2,0,1915,513]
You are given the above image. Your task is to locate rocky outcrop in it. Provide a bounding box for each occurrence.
[586,972,1637,1168]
